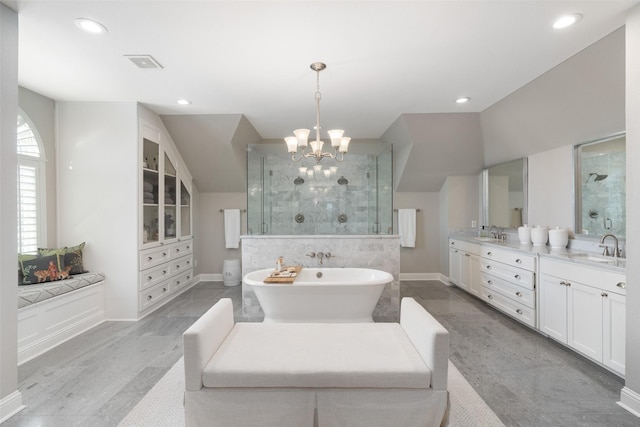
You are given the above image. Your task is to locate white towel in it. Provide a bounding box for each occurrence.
[224,209,241,249]
[398,209,416,248]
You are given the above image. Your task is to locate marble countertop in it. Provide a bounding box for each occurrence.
[449,234,626,273]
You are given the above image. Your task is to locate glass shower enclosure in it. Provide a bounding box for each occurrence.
[247,143,392,235]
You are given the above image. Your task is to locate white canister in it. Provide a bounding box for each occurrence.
[517,225,531,244]
[548,227,569,249]
[530,226,548,246]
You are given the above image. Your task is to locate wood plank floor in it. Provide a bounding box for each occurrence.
[3,281,638,426]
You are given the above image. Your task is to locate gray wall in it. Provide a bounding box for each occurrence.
[18,87,57,247]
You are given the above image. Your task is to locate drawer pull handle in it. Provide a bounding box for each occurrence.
[487,280,493,285]
[147,256,153,261]
[454,250,459,253]
[516,291,522,297]
[515,259,522,263]
[162,252,168,257]
[516,309,523,315]
[486,265,492,270]
[147,295,152,300]
[601,292,608,298]
[147,276,152,281]
[617,282,626,289]
[566,282,571,287]
[176,248,180,253]
[487,251,493,256]
[465,253,471,257]
[560,280,566,286]
[451,242,455,245]
[487,294,493,300]
[514,274,521,280]
[162,270,167,275]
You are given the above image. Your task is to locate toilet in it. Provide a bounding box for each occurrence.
[223,259,241,287]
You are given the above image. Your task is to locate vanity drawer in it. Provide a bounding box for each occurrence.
[540,258,626,295]
[481,246,536,271]
[481,286,536,328]
[139,280,171,311]
[481,272,535,308]
[481,259,535,290]
[139,263,172,291]
[449,239,480,255]
[139,246,172,270]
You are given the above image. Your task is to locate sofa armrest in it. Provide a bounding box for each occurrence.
[399,297,449,390]
[183,298,235,391]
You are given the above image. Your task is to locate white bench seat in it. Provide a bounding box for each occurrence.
[204,322,430,389]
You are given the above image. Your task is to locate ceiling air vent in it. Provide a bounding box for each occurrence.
[124,55,163,69]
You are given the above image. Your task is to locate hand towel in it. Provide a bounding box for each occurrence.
[398,209,416,248]
[224,209,241,249]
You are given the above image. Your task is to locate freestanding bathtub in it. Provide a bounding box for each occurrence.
[243,268,393,323]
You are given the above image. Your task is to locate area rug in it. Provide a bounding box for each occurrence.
[118,358,504,427]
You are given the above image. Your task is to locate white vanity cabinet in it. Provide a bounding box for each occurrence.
[480,246,537,327]
[448,239,481,296]
[539,258,626,376]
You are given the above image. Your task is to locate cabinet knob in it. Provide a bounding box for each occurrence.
[566,282,571,287]
[454,250,459,253]
[187,245,190,250]
[515,259,522,263]
[176,248,180,253]
[465,253,471,257]
[514,274,521,280]
[162,287,167,292]
[487,294,493,300]
[486,251,493,256]
[147,256,153,261]
[162,252,168,257]
[601,292,608,298]
[487,280,493,285]
[451,241,455,245]
[162,270,167,275]
[486,265,492,270]
[516,309,523,315]
[176,280,180,285]
[617,282,626,289]
[186,260,191,265]
[147,276,152,281]
[147,295,152,300]
[516,291,522,297]
[187,275,191,280]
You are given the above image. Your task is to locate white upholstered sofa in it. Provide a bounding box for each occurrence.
[183,297,450,427]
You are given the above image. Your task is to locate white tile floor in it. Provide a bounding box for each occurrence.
[4,280,639,426]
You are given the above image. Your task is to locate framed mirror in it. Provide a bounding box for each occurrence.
[574,132,625,237]
[482,158,527,229]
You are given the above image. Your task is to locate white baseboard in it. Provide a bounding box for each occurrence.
[0,391,25,423]
[196,273,223,282]
[618,386,640,418]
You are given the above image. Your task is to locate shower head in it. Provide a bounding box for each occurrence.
[586,173,608,183]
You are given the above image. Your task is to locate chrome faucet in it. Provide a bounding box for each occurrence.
[488,225,498,240]
[600,233,621,258]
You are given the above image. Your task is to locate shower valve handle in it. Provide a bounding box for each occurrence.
[306,252,316,258]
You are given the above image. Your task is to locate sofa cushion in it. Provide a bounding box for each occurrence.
[202,323,430,389]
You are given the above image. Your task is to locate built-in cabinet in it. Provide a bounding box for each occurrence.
[480,246,537,328]
[539,257,626,376]
[448,239,481,296]
[138,120,194,315]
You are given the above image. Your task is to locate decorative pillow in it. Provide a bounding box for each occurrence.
[20,254,65,284]
[18,253,37,285]
[38,242,86,275]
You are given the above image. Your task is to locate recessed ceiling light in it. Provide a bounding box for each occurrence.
[177,99,192,105]
[74,18,107,34]
[553,13,582,29]
[456,97,471,104]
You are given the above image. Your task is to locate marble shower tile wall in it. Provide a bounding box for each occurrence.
[241,235,400,321]
[581,151,625,236]
[266,154,374,235]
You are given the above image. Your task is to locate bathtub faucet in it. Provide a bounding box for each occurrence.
[317,252,324,264]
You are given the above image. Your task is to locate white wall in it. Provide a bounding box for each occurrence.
[620,5,640,415]
[0,4,22,421]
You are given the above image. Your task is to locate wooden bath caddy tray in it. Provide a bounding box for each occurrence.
[263,266,303,284]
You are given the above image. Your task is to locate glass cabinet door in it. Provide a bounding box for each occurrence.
[180,179,191,238]
[164,153,177,241]
[142,138,160,245]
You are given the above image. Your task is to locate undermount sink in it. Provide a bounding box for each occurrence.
[475,237,497,242]
[567,253,618,263]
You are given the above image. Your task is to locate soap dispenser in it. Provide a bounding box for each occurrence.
[276,256,284,272]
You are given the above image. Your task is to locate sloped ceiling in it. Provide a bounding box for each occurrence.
[384,113,485,192]
[160,114,261,192]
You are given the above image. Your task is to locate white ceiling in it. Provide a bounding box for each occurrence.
[8,0,638,140]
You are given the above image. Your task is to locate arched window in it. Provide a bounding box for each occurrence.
[17,112,46,254]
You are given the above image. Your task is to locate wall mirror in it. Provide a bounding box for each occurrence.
[574,132,626,238]
[482,158,527,229]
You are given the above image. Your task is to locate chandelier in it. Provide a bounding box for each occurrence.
[285,62,350,163]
